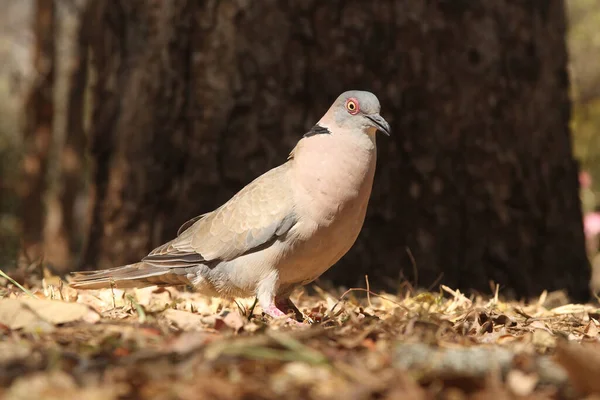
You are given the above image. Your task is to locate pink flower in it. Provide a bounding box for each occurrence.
[584,212,600,238]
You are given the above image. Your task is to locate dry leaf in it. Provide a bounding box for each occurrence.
[162,308,214,331]
[4,275,600,399]
[75,289,127,313]
[0,341,31,364]
[219,310,245,331]
[529,320,551,333]
[532,329,556,352]
[506,369,538,396]
[584,321,600,338]
[133,286,158,307]
[164,331,218,354]
[0,298,99,331]
[493,314,515,327]
[554,341,600,395]
[4,371,126,400]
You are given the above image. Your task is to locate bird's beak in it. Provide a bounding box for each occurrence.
[366,113,391,136]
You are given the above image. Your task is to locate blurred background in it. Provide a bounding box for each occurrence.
[1,0,599,302]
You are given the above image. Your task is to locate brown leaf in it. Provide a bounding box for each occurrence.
[75,289,126,313]
[531,329,556,352]
[0,298,99,331]
[493,314,516,327]
[584,320,600,338]
[0,341,31,364]
[554,340,600,395]
[164,331,217,354]
[162,308,213,331]
[336,325,378,349]
[5,371,126,400]
[506,369,538,396]
[219,311,246,331]
[471,372,512,400]
[478,320,493,335]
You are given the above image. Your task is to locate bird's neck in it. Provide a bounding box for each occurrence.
[289,127,377,223]
[316,110,378,143]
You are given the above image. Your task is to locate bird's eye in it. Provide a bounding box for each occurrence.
[346,98,359,115]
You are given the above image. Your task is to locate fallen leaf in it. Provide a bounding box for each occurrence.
[532,329,556,352]
[162,308,213,331]
[584,320,599,338]
[551,304,591,315]
[5,370,126,400]
[0,298,99,331]
[471,373,513,400]
[506,369,538,396]
[76,293,109,313]
[216,310,245,332]
[554,340,600,396]
[112,347,130,357]
[336,326,378,349]
[529,320,551,332]
[164,331,216,354]
[493,314,516,327]
[133,286,158,307]
[96,288,126,308]
[361,337,376,350]
[0,341,31,364]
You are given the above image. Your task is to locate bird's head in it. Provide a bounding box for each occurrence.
[323,90,391,137]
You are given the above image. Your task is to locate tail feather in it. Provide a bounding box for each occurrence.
[69,262,192,290]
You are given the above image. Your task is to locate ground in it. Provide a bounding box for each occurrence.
[1,269,600,400]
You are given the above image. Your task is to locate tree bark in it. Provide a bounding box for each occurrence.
[80,0,590,301]
[48,2,93,271]
[18,0,56,262]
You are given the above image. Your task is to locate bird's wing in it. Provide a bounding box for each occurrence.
[176,212,210,236]
[142,164,297,268]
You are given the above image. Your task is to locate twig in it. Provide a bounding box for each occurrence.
[248,297,258,321]
[329,287,407,317]
[406,246,418,287]
[441,285,472,307]
[426,272,445,292]
[58,280,65,301]
[233,299,245,316]
[493,283,499,304]
[364,275,373,308]
[538,290,548,307]
[109,279,116,309]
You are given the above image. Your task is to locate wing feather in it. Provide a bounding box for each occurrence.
[142,164,296,268]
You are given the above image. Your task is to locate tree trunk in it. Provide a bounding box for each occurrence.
[48,2,93,271]
[80,0,590,301]
[18,0,55,262]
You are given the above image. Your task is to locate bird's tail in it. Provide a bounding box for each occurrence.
[69,262,190,290]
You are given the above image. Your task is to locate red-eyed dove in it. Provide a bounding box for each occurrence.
[70,90,390,323]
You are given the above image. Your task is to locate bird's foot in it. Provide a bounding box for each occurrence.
[263,304,303,326]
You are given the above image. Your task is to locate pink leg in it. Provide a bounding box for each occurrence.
[263,304,303,325]
[264,304,288,318]
[256,273,303,325]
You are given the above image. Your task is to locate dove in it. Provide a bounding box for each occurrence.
[70,90,390,323]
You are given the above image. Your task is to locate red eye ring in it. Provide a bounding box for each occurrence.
[346,98,360,115]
